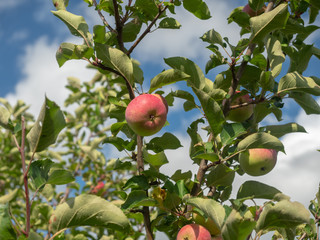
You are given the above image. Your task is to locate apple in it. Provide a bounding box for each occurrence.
[239,148,278,176]
[227,91,254,122]
[242,4,265,17]
[176,224,211,240]
[125,93,168,136]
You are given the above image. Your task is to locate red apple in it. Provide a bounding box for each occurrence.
[91,181,105,194]
[243,4,265,17]
[125,93,168,136]
[239,148,278,176]
[176,224,211,240]
[227,91,254,122]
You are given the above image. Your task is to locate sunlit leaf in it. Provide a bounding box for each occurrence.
[159,17,181,29]
[256,200,310,230]
[207,164,235,187]
[52,10,92,46]
[149,69,190,93]
[26,97,66,153]
[262,123,306,138]
[50,194,130,232]
[237,132,285,153]
[121,190,156,209]
[183,0,211,20]
[187,198,225,230]
[249,3,289,43]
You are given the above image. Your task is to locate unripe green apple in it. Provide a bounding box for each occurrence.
[176,224,211,240]
[125,93,168,136]
[227,91,254,122]
[242,4,266,17]
[239,148,278,176]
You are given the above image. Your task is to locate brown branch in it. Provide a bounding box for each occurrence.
[92,0,115,33]
[112,0,125,52]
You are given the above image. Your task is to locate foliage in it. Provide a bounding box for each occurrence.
[1,0,320,239]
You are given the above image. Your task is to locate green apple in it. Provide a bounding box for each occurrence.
[239,148,278,176]
[125,93,168,136]
[227,91,254,122]
[176,224,211,240]
[243,4,265,17]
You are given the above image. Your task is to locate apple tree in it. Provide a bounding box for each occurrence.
[1,0,320,239]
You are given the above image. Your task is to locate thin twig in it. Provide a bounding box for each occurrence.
[48,228,67,240]
[92,0,115,33]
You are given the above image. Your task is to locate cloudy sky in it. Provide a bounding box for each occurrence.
[1,0,320,238]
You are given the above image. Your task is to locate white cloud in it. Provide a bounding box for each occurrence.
[5,36,96,116]
[9,29,29,42]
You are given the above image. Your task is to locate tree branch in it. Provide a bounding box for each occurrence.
[112,0,125,52]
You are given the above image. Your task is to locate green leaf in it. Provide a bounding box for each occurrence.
[50,194,130,232]
[192,88,225,135]
[121,190,156,209]
[143,149,169,168]
[228,7,250,28]
[146,132,183,153]
[0,106,12,130]
[159,17,181,29]
[310,0,320,9]
[122,18,142,42]
[135,0,158,21]
[47,169,75,185]
[183,0,211,20]
[164,57,206,90]
[286,44,314,74]
[56,42,94,67]
[95,43,134,85]
[237,180,281,200]
[123,175,149,191]
[29,159,75,190]
[187,198,225,231]
[249,3,289,43]
[27,97,66,153]
[201,28,224,47]
[265,35,285,78]
[262,122,306,138]
[278,71,320,96]
[237,132,285,153]
[0,189,18,204]
[52,10,92,46]
[220,123,248,146]
[192,152,219,163]
[149,69,190,93]
[207,164,235,187]
[259,71,274,91]
[289,92,320,115]
[0,204,16,240]
[256,200,310,230]
[171,170,192,182]
[221,209,256,240]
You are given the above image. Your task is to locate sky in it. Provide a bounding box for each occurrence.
[1,0,320,238]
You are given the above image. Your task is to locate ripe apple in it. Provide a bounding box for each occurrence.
[125,93,168,136]
[242,4,265,17]
[176,224,211,240]
[239,148,278,176]
[91,181,105,194]
[227,91,254,122]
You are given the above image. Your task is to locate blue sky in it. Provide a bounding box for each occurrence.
[1,1,320,238]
